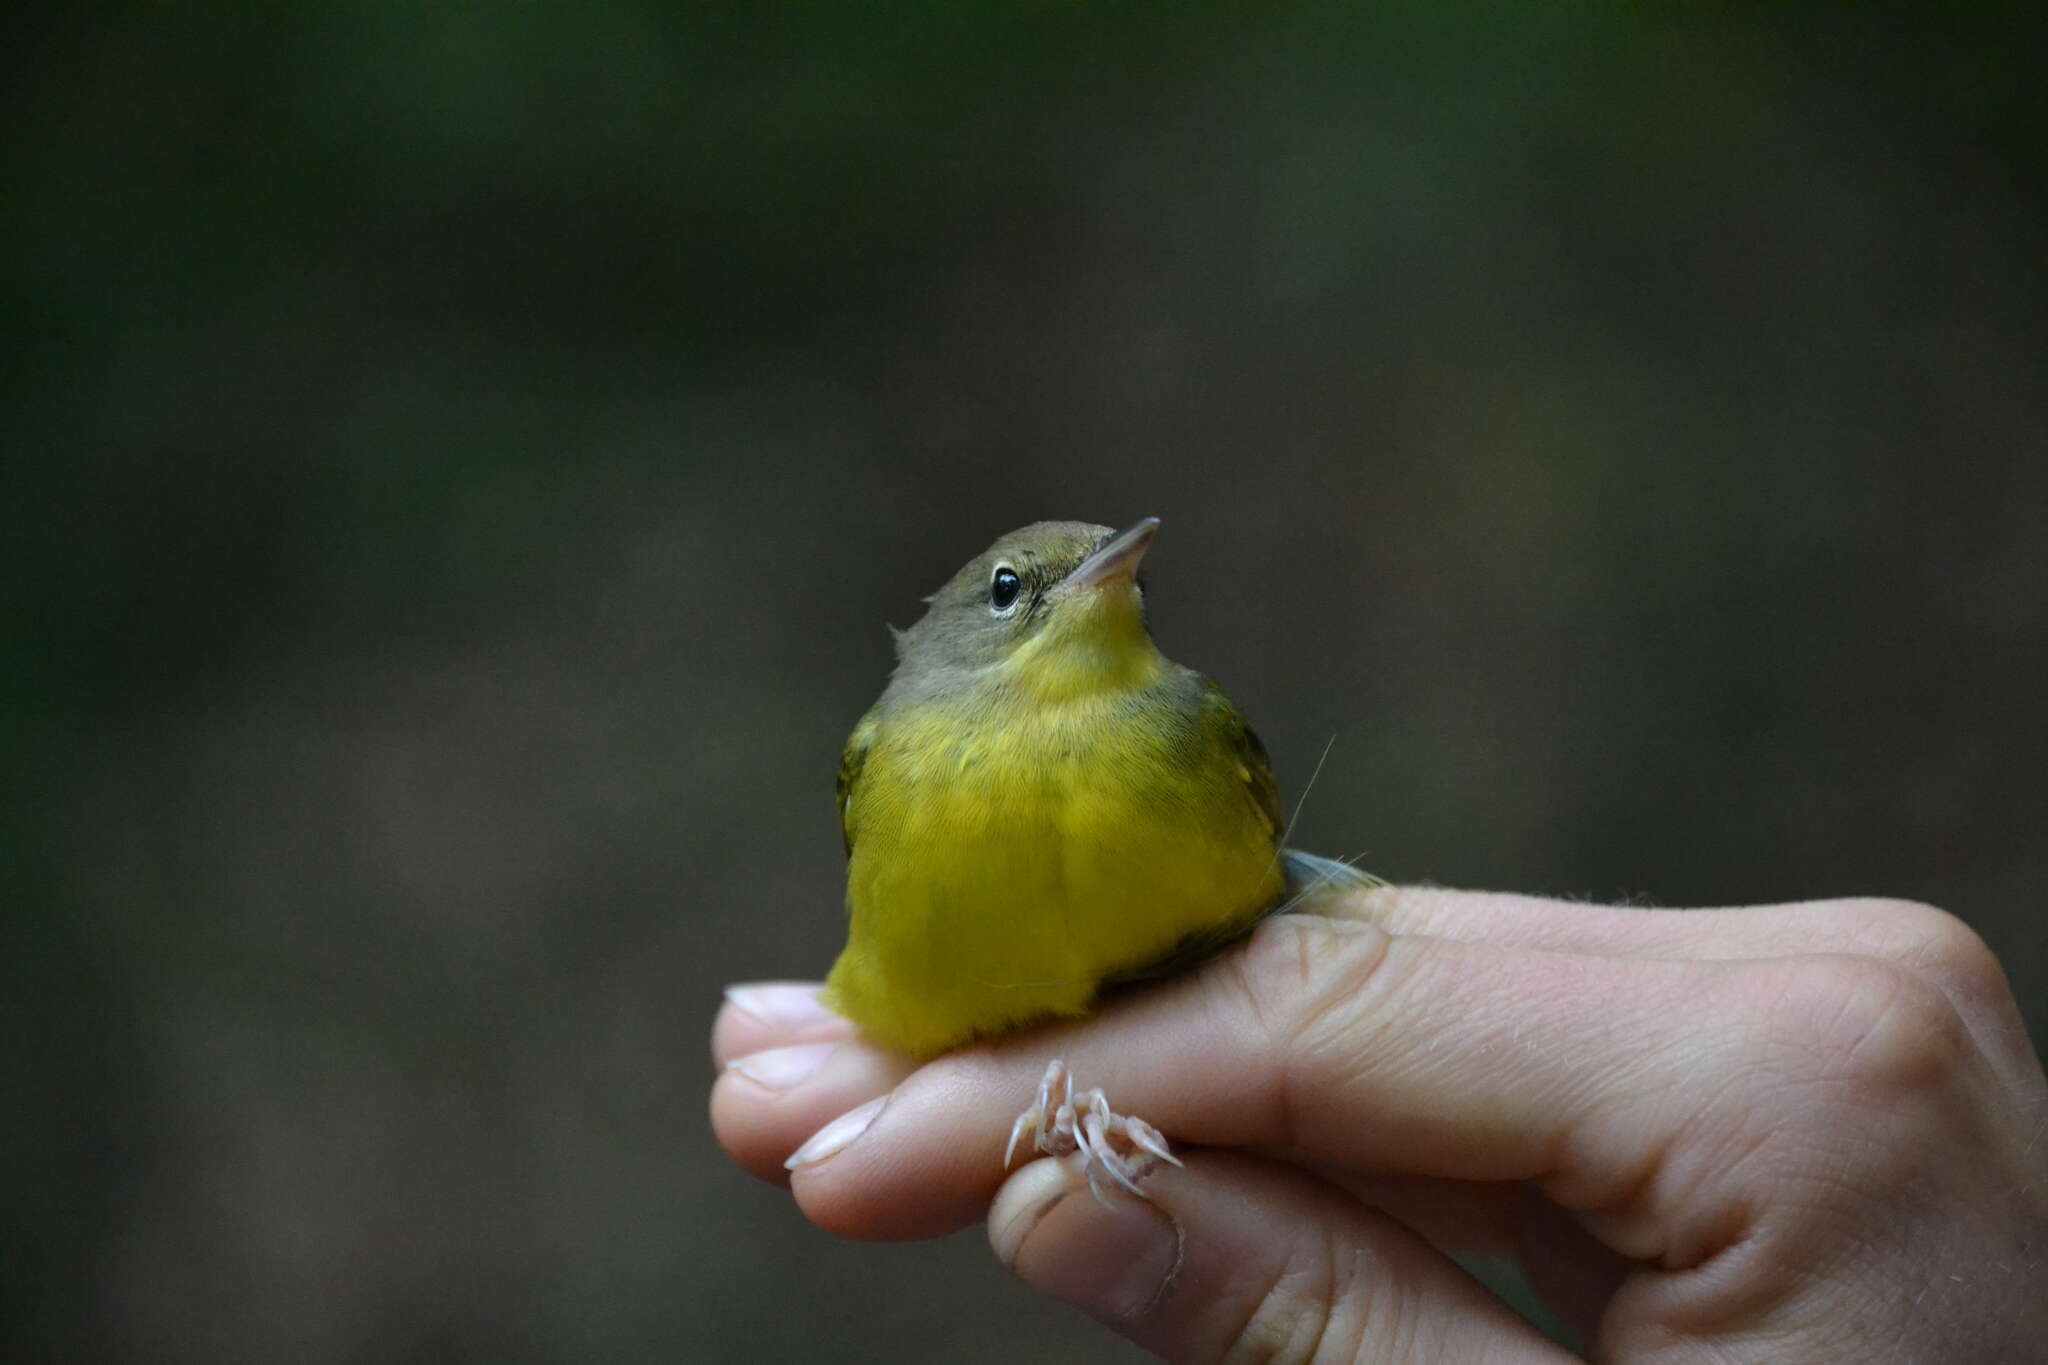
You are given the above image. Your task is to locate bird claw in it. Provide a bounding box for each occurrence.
[1004,1059,1182,1203]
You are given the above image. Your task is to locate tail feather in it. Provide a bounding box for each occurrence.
[1280,848,1387,902]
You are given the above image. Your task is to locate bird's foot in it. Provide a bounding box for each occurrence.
[1004,1058,1182,1203]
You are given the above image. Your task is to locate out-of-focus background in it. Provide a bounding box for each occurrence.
[7,7,2043,1362]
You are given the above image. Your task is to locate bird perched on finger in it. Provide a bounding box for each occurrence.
[820,517,1377,1194]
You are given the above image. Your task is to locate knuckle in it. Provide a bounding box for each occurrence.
[1847,897,2015,1012]
[1221,1236,1386,1365]
[1221,1274,1331,1365]
[1214,916,1416,1154]
[1224,914,1405,1061]
[1738,952,1971,1106]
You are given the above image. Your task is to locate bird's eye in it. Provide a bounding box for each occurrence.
[989,564,1022,614]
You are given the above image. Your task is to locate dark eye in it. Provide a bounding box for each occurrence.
[989,564,1022,613]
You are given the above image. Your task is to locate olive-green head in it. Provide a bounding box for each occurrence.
[889,518,1165,701]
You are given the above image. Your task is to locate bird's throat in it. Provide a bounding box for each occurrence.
[1004,591,1164,703]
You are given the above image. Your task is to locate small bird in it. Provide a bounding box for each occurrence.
[822,518,1374,1192]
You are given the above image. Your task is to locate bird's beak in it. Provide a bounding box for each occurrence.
[1065,517,1160,591]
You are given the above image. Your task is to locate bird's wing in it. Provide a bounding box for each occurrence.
[1203,679,1285,842]
[1100,682,1288,989]
[836,707,880,858]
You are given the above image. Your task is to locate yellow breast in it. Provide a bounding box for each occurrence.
[821,690,1284,1058]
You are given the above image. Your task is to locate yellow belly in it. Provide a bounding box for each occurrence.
[822,698,1284,1058]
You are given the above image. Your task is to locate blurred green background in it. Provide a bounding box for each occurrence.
[6,7,2043,1362]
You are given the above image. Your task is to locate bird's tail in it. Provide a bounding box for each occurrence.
[1279,848,1387,905]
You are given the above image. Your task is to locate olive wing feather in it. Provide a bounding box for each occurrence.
[836,708,879,857]
[1202,680,1284,840]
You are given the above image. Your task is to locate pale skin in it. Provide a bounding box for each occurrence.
[710,888,2048,1362]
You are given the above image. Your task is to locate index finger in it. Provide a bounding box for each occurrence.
[787,904,1989,1260]
[1346,886,2038,1087]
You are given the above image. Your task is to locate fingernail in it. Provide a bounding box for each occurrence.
[784,1094,888,1171]
[724,981,837,1029]
[725,1042,837,1091]
[992,1161,1182,1323]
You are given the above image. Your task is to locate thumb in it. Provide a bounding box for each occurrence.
[988,1151,1573,1364]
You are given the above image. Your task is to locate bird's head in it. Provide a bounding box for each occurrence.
[892,517,1165,702]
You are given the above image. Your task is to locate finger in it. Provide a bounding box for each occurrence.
[1350,887,1976,976]
[715,958,1628,1266]
[1303,1164,1631,1334]
[788,914,1760,1251]
[712,981,858,1066]
[739,1038,1607,1281]
[764,1047,1629,1318]
[989,1151,1577,1364]
[709,1037,913,1186]
[1293,1165,1532,1260]
[1338,888,2038,1086]
[1282,1163,1632,1342]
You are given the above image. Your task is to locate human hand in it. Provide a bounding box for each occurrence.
[710,889,2048,1362]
